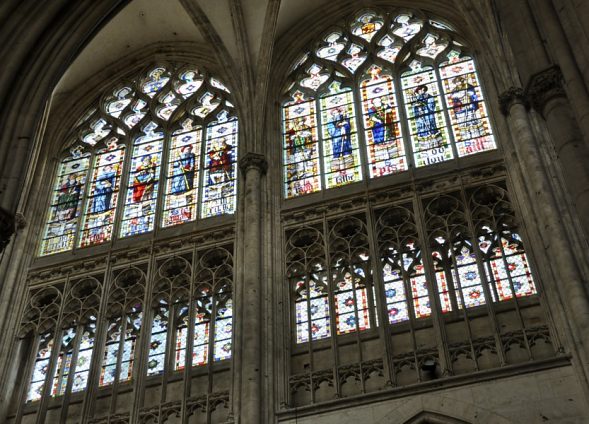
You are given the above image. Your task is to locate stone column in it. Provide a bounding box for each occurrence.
[527,67,589,241]
[0,208,16,253]
[237,152,267,424]
[530,0,589,149]
[499,87,589,392]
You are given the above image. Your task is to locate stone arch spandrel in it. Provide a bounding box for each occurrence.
[375,395,515,424]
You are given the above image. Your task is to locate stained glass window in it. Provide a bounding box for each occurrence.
[71,324,95,393]
[174,306,189,370]
[163,128,201,227]
[377,206,432,324]
[120,127,163,237]
[27,333,54,402]
[147,308,168,376]
[439,54,496,157]
[294,276,330,343]
[213,286,233,362]
[320,83,362,189]
[100,319,122,386]
[479,230,537,301]
[40,154,89,255]
[79,144,125,247]
[202,116,238,218]
[192,248,234,366]
[360,68,406,177]
[192,284,212,366]
[100,308,142,386]
[51,327,76,396]
[289,184,539,344]
[432,237,486,311]
[283,93,321,197]
[287,228,331,344]
[401,62,452,167]
[119,313,141,383]
[40,64,238,256]
[282,11,497,198]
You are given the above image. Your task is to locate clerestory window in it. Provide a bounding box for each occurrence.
[39,64,238,256]
[281,10,496,198]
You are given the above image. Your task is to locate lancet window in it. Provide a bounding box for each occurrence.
[40,64,238,256]
[286,182,538,346]
[285,181,550,408]
[19,243,234,424]
[282,10,495,198]
[100,268,145,387]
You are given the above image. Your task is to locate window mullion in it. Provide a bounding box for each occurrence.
[412,193,451,376]
[322,215,342,398]
[313,96,327,195]
[434,65,460,162]
[351,80,370,186]
[197,126,207,220]
[15,333,42,422]
[206,284,217,417]
[58,324,83,422]
[36,327,65,424]
[394,68,416,171]
[446,234,479,368]
[303,268,316,404]
[364,202,397,385]
[153,132,172,236]
[181,246,197,417]
[110,141,133,245]
[459,187,510,366]
[72,152,95,253]
[496,227,534,358]
[109,314,127,415]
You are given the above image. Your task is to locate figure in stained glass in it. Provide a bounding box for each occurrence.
[286,117,312,157]
[328,107,352,160]
[171,145,196,194]
[91,165,116,214]
[132,155,157,202]
[367,97,396,144]
[56,174,83,220]
[449,75,484,139]
[207,138,233,184]
[413,84,442,145]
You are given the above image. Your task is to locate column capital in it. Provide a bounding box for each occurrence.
[526,66,566,114]
[498,87,528,116]
[239,152,268,175]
